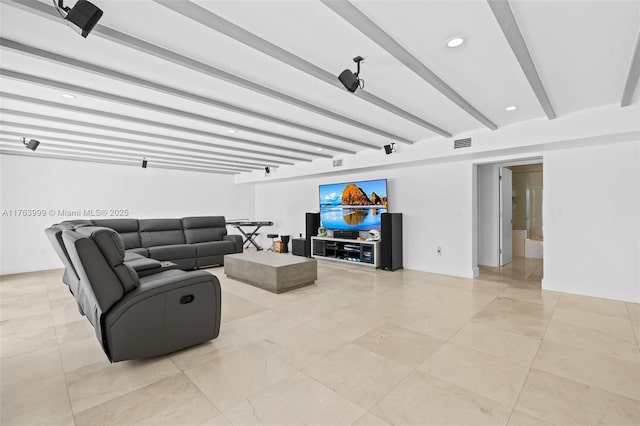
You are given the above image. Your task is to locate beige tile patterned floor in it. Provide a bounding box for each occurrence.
[1,257,639,425]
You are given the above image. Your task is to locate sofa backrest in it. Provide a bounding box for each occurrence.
[46,221,93,291]
[139,219,185,247]
[61,219,93,227]
[62,227,140,332]
[91,219,141,249]
[182,216,227,244]
[45,226,80,290]
[61,229,118,332]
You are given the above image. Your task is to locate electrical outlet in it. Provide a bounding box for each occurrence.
[437,246,442,256]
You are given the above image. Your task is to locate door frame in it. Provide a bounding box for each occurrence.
[499,166,513,266]
[474,156,543,270]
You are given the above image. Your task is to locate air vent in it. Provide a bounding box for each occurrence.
[333,159,343,167]
[454,137,471,149]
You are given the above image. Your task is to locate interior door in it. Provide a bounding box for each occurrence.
[499,167,513,266]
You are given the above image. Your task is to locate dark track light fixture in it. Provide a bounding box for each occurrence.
[383,143,396,155]
[22,137,40,151]
[53,0,103,38]
[264,166,270,174]
[338,56,365,93]
[141,158,148,169]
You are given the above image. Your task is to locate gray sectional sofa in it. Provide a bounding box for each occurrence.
[55,226,221,362]
[44,216,241,362]
[90,216,243,270]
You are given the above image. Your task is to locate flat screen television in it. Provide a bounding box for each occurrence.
[319,178,388,231]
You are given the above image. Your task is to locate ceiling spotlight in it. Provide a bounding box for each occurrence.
[264,166,270,175]
[338,56,365,93]
[383,143,396,155]
[53,0,103,38]
[22,137,40,151]
[447,37,465,48]
[61,93,76,99]
[505,105,518,111]
[141,158,148,169]
[227,129,237,134]
[316,148,323,152]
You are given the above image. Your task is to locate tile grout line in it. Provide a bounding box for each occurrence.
[8,259,639,425]
[506,290,561,425]
[43,276,76,426]
[624,302,640,352]
[170,355,228,424]
[307,342,414,415]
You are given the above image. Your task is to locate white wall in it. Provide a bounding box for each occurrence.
[237,104,639,184]
[254,160,477,278]
[0,155,255,274]
[255,137,640,302]
[543,141,640,303]
[477,163,499,267]
[2,104,639,303]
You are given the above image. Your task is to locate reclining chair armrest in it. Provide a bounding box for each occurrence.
[223,234,243,253]
[105,270,219,327]
[103,270,221,362]
[123,257,175,277]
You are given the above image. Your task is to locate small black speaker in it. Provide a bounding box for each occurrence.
[338,69,359,93]
[65,0,103,38]
[381,213,402,271]
[305,212,320,257]
[25,139,40,151]
[292,238,305,256]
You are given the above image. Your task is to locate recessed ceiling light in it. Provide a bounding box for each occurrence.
[505,105,518,111]
[227,129,237,134]
[316,148,323,151]
[446,37,465,48]
[61,93,76,99]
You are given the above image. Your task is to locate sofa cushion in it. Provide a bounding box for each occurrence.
[167,258,196,270]
[127,247,149,257]
[124,252,144,262]
[125,257,162,272]
[148,244,196,261]
[182,216,227,244]
[139,219,185,247]
[91,219,140,249]
[137,269,185,285]
[194,241,236,257]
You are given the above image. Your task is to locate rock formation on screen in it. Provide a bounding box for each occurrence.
[371,192,382,205]
[342,184,372,206]
[341,184,388,207]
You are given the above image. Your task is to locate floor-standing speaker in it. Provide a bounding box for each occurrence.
[381,213,402,271]
[305,212,320,257]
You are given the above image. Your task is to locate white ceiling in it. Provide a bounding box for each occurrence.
[1,0,638,175]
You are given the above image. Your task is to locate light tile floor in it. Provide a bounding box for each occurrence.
[1,257,639,425]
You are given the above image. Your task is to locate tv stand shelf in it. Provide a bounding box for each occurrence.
[311,236,380,268]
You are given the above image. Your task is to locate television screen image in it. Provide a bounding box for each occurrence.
[319,179,388,231]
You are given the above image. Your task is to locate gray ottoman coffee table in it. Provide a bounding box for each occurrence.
[224,252,317,293]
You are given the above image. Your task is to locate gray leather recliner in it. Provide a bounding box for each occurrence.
[61,226,221,362]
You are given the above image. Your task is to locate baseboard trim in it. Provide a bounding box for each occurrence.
[542,278,639,303]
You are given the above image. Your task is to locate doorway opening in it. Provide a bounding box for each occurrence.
[509,163,543,261]
[476,157,543,284]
